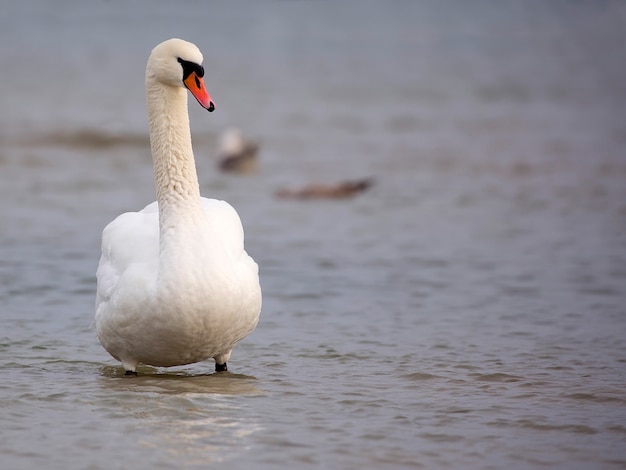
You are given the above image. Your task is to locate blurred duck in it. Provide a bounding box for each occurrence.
[275,178,374,200]
[217,128,259,174]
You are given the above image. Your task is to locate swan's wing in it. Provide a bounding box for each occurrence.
[96,204,159,308]
[201,198,259,275]
[201,198,244,256]
[96,199,257,311]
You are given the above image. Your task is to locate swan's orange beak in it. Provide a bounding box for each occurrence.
[184,72,215,112]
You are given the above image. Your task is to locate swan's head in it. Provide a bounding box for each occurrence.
[147,38,215,112]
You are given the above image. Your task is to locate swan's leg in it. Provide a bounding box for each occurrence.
[214,351,231,372]
[122,359,138,376]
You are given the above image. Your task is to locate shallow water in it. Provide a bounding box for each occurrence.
[1,1,626,469]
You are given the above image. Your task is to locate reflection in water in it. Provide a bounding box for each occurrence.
[97,369,264,465]
[98,366,263,395]
[143,412,262,466]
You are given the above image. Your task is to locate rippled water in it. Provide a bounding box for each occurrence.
[1,1,626,468]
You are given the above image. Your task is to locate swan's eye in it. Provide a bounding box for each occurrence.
[177,57,205,80]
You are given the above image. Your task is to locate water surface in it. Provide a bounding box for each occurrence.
[1,1,626,468]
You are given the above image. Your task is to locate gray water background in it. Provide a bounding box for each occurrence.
[1,1,626,468]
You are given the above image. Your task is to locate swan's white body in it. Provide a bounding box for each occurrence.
[95,39,261,373]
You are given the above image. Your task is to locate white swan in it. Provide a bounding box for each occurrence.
[95,38,262,375]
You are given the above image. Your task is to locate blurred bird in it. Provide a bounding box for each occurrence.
[275,178,374,200]
[217,128,259,174]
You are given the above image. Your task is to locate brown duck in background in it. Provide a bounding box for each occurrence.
[275,178,374,200]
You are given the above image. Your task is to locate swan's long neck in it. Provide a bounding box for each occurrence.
[146,80,201,211]
[146,78,208,280]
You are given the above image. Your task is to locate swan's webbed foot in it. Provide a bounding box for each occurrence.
[124,370,138,377]
[215,362,228,372]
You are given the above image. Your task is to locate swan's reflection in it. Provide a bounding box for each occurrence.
[99,365,264,395]
[98,366,264,465]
